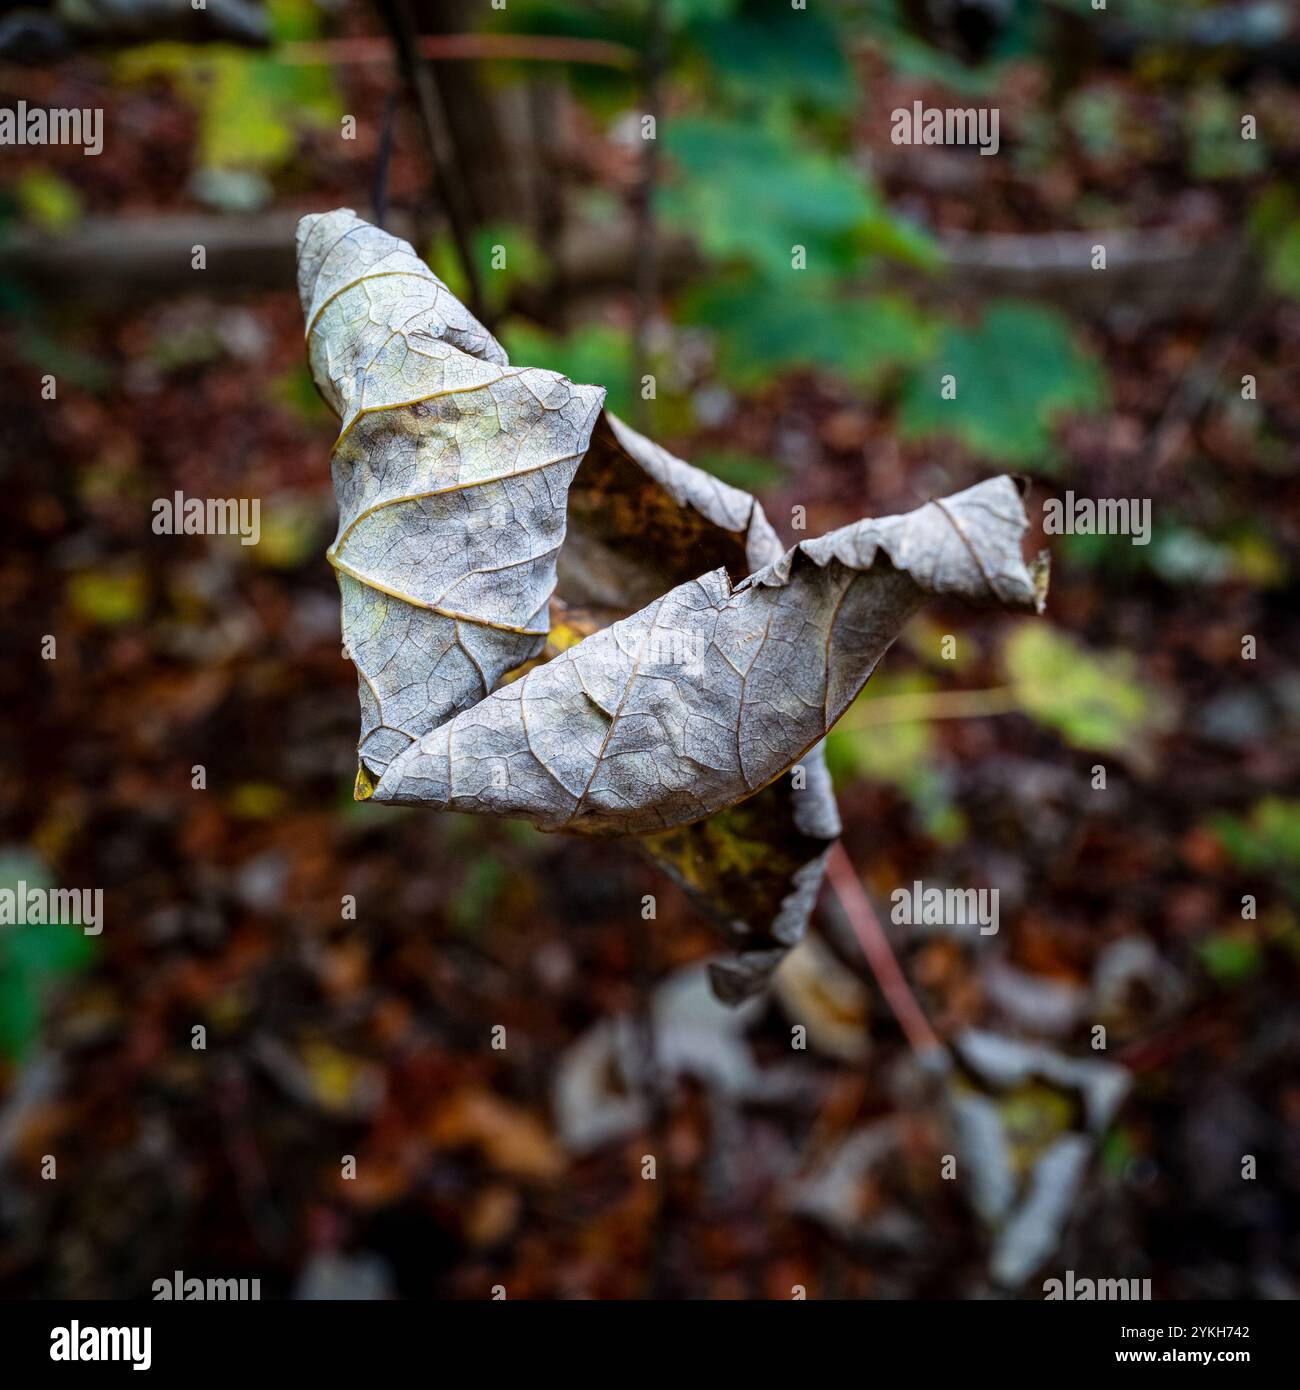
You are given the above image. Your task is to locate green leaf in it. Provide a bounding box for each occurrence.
[685,281,937,389]
[15,171,82,232]
[1002,622,1173,765]
[506,0,737,41]
[0,852,97,1060]
[431,224,549,318]
[1064,88,1126,160]
[1100,1124,1138,1179]
[1197,931,1263,985]
[1265,220,1300,301]
[1211,798,1300,878]
[690,4,856,111]
[114,0,341,176]
[899,301,1106,467]
[66,566,148,627]
[828,672,935,786]
[5,921,97,977]
[1185,85,1267,182]
[661,117,883,281]
[0,974,39,1062]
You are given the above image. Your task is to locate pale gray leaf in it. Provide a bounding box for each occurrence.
[297,210,604,788]
[372,475,1046,834]
[296,210,1050,1001]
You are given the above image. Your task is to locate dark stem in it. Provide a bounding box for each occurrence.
[371,88,399,232]
[630,0,664,429]
[375,0,485,317]
[631,909,675,1296]
[529,76,566,331]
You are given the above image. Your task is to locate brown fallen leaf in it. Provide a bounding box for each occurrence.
[774,933,871,1064]
[428,1088,565,1181]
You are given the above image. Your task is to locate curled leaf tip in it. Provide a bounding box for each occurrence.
[297,208,604,788]
[373,476,1042,837]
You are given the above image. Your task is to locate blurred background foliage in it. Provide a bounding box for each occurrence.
[0,0,1298,1299]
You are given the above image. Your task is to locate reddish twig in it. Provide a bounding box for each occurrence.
[280,35,636,70]
[825,841,945,1061]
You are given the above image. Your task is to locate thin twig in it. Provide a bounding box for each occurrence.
[280,34,636,70]
[825,841,944,1061]
[630,909,675,1296]
[630,0,664,430]
[376,0,485,317]
[371,88,399,232]
[1148,239,1258,481]
[528,76,566,330]
[836,686,1020,730]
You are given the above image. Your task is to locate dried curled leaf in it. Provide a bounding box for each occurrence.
[372,474,1044,833]
[297,210,604,792]
[558,409,842,998]
[298,209,1047,998]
